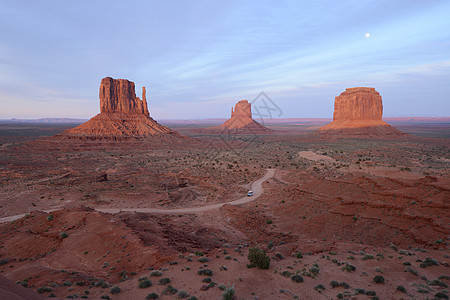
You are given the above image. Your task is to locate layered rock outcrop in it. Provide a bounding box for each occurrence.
[318,87,405,138]
[204,100,273,134]
[61,77,180,140]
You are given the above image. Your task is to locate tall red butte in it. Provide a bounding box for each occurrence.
[205,100,273,134]
[317,87,405,137]
[61,77,179,140]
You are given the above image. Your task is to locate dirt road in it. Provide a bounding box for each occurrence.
[0,169,276,223]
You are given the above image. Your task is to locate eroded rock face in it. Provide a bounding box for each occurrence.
[317,87,405,138]
[201,99,273,134]
[333,87,382,121]
[99,77,149,116]
[61,77,181,140]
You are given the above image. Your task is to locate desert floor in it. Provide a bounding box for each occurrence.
[0,120,449,299]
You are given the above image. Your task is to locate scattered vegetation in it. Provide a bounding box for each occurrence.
[247,247,270,269]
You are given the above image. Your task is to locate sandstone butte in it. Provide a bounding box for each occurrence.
[206,100,273,134]
[317,87,406,137]
[61,77,179,140]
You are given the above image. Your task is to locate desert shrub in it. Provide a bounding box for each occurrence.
[314,284,326,292]
[0,258,9,266]
[340,282,349,289]
[281,271,291,277]
[417,289,429,294]
[330,280,340,288]
[162,285,177,295]
[59,232,68,239]
[197,269,213,276]
[373,275,385,284]
[187,297,198,300]
[218,284,226,290]
[225,256,232,260]
[202,277,212,283]
[178,290,189,298]
[150,270,162,277]
[341,263,356,272]
[296,251,303,259]
[420,257,439,268]
[110,286,120,294]
[355,288,366,295]
[100,295,110,299]
[435,292,449,299]
[197,257,209,263]
[430,279,448,288]
[309,265,320,276]
[366,290,376,296]
[146,292,159,299]
[47,214,54,221]
[248,247,270,269]
[138,277,152,288]
[159,277,171,285]
[396,285,406,293]
[275,252,284,260]
[221,285,235,300]
[194,251,204,256]
[291,275,304,283]
[37,287,53,293]
[363,254,374,260]
[75,281,84,286]
[406,266,418,276]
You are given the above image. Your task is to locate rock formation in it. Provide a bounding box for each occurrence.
[204,100,273,134]
[317,87,405,138]
[61,77,180,140]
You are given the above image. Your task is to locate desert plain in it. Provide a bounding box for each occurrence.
[0,110,449,300]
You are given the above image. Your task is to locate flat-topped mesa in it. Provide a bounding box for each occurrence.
[99,77,149,116]
[317,87,405,138]
[333,87,382,121]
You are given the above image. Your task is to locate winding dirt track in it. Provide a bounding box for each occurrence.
[0,169,276,223]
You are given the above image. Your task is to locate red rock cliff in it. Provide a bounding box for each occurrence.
[333,87,382,121]
[99,77,149,116]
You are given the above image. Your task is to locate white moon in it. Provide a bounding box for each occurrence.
[365,33,371,38]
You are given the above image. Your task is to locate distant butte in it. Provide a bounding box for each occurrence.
[61,77,180,140]
[317,87,406,138]
[205,100,273,134]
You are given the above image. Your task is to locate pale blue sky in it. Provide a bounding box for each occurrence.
[0,0,449,119]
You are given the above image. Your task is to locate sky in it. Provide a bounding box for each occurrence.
[0,0,449,119]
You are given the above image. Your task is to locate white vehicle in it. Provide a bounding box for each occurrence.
[247,190,254,197]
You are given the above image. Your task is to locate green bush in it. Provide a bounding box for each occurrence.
[162,285,177,295]
[110,286,120,294]
[296,251,303,259]
[330,280,340,288]
[138,277,152,288]
[197,269,213,276]
[146,292,159,299]
[159,277,171,285]
[248,247,270,269]
[314,284,325,292]
[37,287,53,293]
[60,232,68,239]
[145,293,159,300]
[178,290,189,298]
[198,257,209,263]
[221,285,235,300]
[150,270,162,277]
[396,285,406,293]
[291,275,304,283]
[420,257,439,268]
[373,275,385,284]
